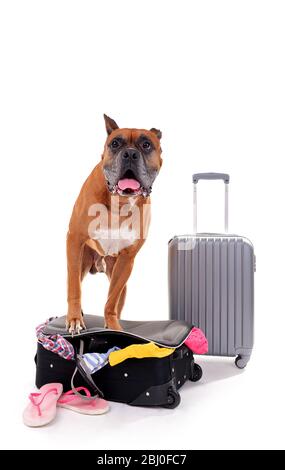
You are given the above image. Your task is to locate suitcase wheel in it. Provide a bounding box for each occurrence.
[163,388,181,409]
[235,355,249,369]
[189,363,203,382]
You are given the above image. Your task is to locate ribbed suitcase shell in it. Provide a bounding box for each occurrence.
[168,233,255,368]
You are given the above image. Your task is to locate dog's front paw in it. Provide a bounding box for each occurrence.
[105,317,123,331]
[66,311,86,336]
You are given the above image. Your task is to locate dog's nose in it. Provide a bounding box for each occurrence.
[122,148,140,161]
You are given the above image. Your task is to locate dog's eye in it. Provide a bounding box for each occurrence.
[111,139,120,149]
[142,141,151,149]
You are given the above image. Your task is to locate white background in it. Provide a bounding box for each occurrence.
[1,0,285,450]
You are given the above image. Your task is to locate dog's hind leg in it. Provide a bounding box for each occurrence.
[88,250,106,276]
[104,256,116,280]
[81,245,96,280]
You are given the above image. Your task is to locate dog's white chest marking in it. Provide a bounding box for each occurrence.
[92,227,138,256]
[89,197,140,256]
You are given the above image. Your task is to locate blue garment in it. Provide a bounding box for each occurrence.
[82,347,120,374]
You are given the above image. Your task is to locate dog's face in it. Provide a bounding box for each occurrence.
[102,115,162,197]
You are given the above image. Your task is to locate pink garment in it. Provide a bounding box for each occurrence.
[184,327,208,354]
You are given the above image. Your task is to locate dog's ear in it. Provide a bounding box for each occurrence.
[150,128,162,140]
[104,114,119,135]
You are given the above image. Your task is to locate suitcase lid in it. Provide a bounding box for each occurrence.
[43,314,192,348]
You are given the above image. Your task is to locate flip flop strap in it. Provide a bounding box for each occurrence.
[29,387,58,416]
[58,387,91,404]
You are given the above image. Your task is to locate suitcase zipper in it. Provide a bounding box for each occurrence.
[60,327,192,349]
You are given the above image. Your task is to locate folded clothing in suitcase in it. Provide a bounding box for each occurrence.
[168,173,255,369]
[35,315,203,409]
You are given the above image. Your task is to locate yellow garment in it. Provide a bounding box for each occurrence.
[109,342,174,367]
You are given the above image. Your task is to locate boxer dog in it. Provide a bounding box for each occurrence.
[66,115,162,334]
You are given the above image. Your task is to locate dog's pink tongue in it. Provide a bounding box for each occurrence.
[118,178,140,191]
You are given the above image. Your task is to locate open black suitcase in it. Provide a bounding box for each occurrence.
[35,315,202,409]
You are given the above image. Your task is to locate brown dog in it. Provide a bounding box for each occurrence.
[66,115,162,334]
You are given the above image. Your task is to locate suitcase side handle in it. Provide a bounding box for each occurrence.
[192,172,230,184]
[193,172,229,233]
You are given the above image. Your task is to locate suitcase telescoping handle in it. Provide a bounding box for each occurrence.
[192,172,230,234]
[192,173,230,184]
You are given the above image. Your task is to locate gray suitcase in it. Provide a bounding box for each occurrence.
[168,173,255,368]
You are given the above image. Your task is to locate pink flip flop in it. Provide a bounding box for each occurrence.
[23,383,63,427]
[57,387,109,415]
